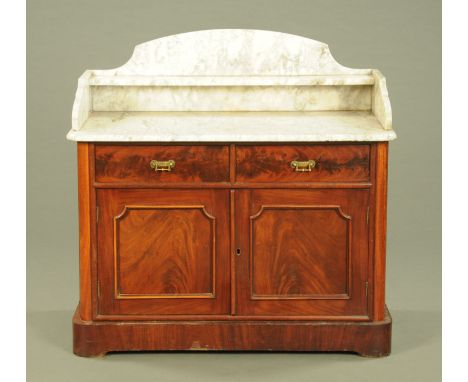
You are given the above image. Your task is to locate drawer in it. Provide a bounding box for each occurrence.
[235,144,370,183]
[95,145,230,184]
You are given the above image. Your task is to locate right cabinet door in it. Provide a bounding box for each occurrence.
[236,189,370,319]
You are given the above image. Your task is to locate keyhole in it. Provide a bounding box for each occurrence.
[236,248,241,256]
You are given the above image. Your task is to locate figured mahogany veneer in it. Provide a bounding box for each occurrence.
[95,144,230,184]
[116,207,214,296]
[74,142,391,357]
[235,189,369,318]
[251,207,350,297]
[73,307,392,357]
[97,189,230,316]
[236,144,370,183]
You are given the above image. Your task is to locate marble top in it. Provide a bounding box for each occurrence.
[68,30,394,142]
[67,111,396,142]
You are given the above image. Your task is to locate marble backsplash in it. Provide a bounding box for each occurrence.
[92,85,372,112]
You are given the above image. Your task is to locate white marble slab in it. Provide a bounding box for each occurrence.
[92,85,372,112]
[88,74,375,87]
[67,111,397,142]
[69,30,394,141]
[97,29,372,76]
[372,70,392,130]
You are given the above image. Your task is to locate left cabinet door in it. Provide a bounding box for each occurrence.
[96,189,230,318]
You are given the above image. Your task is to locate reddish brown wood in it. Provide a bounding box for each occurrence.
[229,144,236,183]
[93,313,370,321]
[94,181,371,189]
[236,189,369,318]
[115,207,214,296]
[251,207,349,297]
[373,142,388,320]
[73,142,391,356]
[73,306,391,357]
[95,144,229,184]
[236,144,370,183]
[77,143,94,320]
[96,189,230,317]
[230,189,237,315]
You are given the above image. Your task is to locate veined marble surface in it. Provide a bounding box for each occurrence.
[69,30,394,141]
[67,111,396,142]
[91,85,372,112]
[88,74,375,87]
[96,29,371,76]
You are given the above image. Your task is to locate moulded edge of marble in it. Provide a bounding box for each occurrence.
[66,111,397,142]
[67,130,397,142]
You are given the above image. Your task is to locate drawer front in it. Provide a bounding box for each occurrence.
[236,144,370,183]
[95,145,230,184]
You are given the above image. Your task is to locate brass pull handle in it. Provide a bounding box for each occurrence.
[290,159,316,172]
[150,159,175,172]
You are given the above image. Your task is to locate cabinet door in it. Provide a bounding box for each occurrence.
[96,189,230,317]
[235,189,369,319]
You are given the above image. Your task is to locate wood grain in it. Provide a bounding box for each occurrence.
[236,144,370,183]
[373,142,388,320]
[114,206,215,298]
[251,206,350,298]
[236,189,370,317]
[93,313,370,322]
[77,143,94,320]
[97,189,230,316]
[73,142,391,356]
[73,306,392,357]
[230,189,237,315]
[95,144,229,184]
[94,181,371,189]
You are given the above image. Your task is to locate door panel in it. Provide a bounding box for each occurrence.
[97,189,230,317]
[236,189,369,318]
[251,207,349,298]
[116,206,215,297]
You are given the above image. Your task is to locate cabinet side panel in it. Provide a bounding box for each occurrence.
[77,143,94,320]
[373,142,388,320]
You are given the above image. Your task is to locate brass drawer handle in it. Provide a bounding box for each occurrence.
[290,159,316,172]
[150,159,175,172]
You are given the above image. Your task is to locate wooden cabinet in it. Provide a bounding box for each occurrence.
[73,142,391,357]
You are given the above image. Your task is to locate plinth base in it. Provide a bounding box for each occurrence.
[73,307,392,357]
